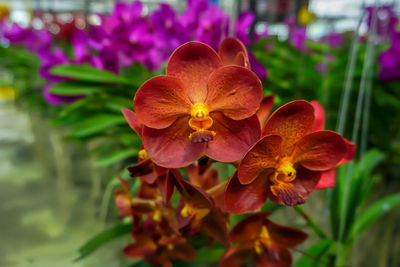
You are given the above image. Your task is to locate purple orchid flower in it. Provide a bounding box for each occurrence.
[366,5,399,41]
[378,32,400,81]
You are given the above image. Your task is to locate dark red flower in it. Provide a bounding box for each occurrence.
[225,100,348,213]
[220,212,307,267]
[133,39,262,168]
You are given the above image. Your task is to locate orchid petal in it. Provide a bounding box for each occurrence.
[206,66,262,120]
[134,75,192,129]
[225,172,270,214]
[238,135,281,184]
[206,113,261,163]
[142,116,205,168]
[263,100,314,156]
[257,95,275,128]
[121,108,143,136]
[166,41,222,103]
[218,37,249,68]
[310,100,325,132]
[293,131,347,171]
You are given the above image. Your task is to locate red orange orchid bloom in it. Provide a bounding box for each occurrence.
[133,38,262,168]
[310,101,356,189]
[220,212,307,267]
[171,169,229,245]
[225,100,348,213]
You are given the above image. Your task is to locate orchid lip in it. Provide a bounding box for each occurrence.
[188,103,216,143]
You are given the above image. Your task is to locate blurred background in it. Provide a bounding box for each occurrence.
[0,0,399,266]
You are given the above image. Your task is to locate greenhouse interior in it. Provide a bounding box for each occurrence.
[0,0,399,266]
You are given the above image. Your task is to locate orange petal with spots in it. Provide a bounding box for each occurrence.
[142,116,205,168]
[263,100,314,156]
[218,37,250,68]
[166,41,222,103]
[225,171,270,214]
[206,65,262,120]
[134,75,192,129]
[292,131,347,171]
[238,135,281,184]
[205,113,261,163]
[257,95,275,129]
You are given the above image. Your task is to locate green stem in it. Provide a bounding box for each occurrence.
[294,206,328,239]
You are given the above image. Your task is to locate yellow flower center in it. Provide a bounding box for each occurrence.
[188,103,216,143]
[138,149,149,160]
[191,103,209,121]
[181,203,210,221]
[167,244,174,251]
[254,226,271,255]
[152,209,162,222]
[271,157,296,184]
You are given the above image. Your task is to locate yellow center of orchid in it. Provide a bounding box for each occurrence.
[269,157,305,206]
[152,209,162,222]
[167,244,174,251]
[254,226,271,255]
[271,157,296,184]
[191,103,209,120]
[181,203,210,221]
[138,149,149,160]
[188,103,216,143]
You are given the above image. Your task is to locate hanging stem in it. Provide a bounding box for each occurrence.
[294,206,328,239]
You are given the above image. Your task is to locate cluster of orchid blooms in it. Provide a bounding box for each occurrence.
[0,0,266,105]
[117,37,356,266]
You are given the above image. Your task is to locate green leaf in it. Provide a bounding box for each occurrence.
[68,114,126,138]
[94,148,138,166]
[50,64,132,85]
[349,193,400,240]
[75,222,131,261]
[294,239,333,267]
[49,81,109,95]
[193,246,225,264]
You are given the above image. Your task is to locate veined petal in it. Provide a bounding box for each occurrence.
[134,75,192,129]
[292,166,321,199]
[172,169,214,210]
[206,113,261,163]
[206,66,262,120]
[292,131,347,171]
[127,159,157,184]
[166,41,223,103]
[315,168,336,189]
[265,220,308,248]
[220,244,254,267]
[121,108,143,136]
[254,248,292,267]
[218,37,250,68]
[123,240,157,258]
[225,172,270,214]
[142,116,205,168]
[202,211,229,245]
[310,100,325,132]
[263,100,315,156]
[238,135,281,184]
[229,212,270,242]
[257,95,275,128]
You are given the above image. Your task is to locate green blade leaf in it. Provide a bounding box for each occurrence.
[294,239,333,267]
[75,222,131,261]
[349,193,400,240]
[50,64,132,85]
[68,114,126,138]
[49,81,109,95]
